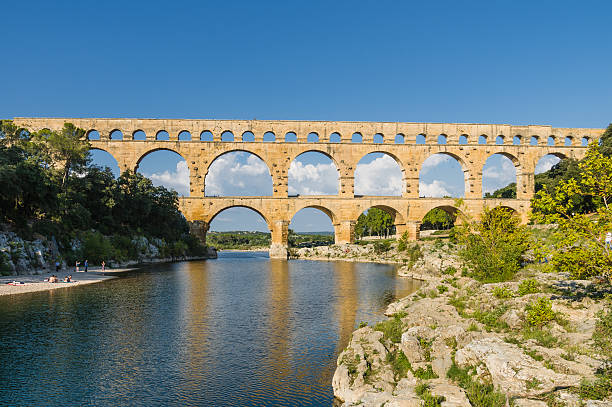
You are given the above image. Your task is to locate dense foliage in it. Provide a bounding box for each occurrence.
[206,231,333,249]
[455,206,529,282]
[420,208,455,230]
[355,208,394,238]
[0,120,205,262]
[531,143,612,281]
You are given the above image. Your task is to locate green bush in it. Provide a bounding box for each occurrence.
[81,231,115,264]
[0,251,12,276]
[593,308,612,357]
[442,265,457,275]
[522,327,558,347]
[472,304,509,331]
[578,377,611,400]
[517,278,540,296]
[525,297,555,327]
[437,285,449,294]
[456,206,529,283]
[386,350,412,380]
[447,362,506,407]
[373,240,391,254]
[374,313,405,343]
[415,382,445,406]
[413,364,438,379]
[492,286,514,299]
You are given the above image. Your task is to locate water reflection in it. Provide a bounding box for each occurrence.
[0,253,419,406]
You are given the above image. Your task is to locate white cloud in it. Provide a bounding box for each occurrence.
[288,161,338,195]
[482,157,517,194]
[206,153,273,196]
[146,161,189,196]
[419,180,452,197]
[421,154,453,174]
[355,155,403,195]
[535,155,560,174]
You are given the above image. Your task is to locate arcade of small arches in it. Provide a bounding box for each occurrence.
[13,118,604,258]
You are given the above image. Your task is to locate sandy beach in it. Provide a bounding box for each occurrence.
[0,268,135,296]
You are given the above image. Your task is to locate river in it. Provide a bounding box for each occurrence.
[0,251,420,406]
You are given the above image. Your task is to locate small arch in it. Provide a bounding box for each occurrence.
[373,133,384,144]
[420,206,460,231]
[110,129,123,140]
[351,132,363,143]
[178,130,192,141]
[530,136,539,146]
[458,135,468,145]
[285,132,297,142]
[513,135,522,145]
[289,151,339,195]
[438,134,447,145]
[205,150,273,196]
[156,130,170,141]
[307,132,319,143]
[478,135,488,145]
[200,130,214,141]
[242,131,255,142]
[263,131,276,142]
[329,132,341,143]
[394,134,405,144]
[208,206,270,233]
[221,131,234,142]
[355,152,404,196]
[495,135,505,145]
[355,206,400,239]
[564,136,573,146]
[547,136,556,146]
[133,130,146,141]
[87,130,100,140]
[416,134,426,145]
[581,137,589,146]
[291,205,336,232]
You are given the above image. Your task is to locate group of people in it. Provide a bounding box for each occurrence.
[45,275,72,283]
[75,260,89,273]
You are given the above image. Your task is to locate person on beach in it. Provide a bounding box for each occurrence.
[76,261,80,272]
[49,275,58,283]
[84,259,88,272]
[101,261,105,271]
[55,261,60,273]
[63,275,72,282]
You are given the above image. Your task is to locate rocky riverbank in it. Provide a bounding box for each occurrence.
[326,240,612,406]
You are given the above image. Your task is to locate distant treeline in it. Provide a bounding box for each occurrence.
[207,231,333,249]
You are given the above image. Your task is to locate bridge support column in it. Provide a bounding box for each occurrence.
[269,220,289,259]
[406,221,421,241]
[335,221,355,244]
[395,223,408,239]
[340,176,354,197]
[188,220,209,245]
[517,172,535,200]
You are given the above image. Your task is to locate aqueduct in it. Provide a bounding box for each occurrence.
[13,118,603,258]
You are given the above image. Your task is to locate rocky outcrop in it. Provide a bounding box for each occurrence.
[0,232,60,275]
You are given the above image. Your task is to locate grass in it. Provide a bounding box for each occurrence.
[373,312,405,343]
[526,377,542,390]
[471,304,510,331]
[437,284,449,294]
[386,350,412,381]
[525,297,555,327]
[522,327,559,348]
[517,278,540,296]
[446,361,506,407]
[413,364,438,380]
[578,377,612,400]
[492,286,514,299]
[415,382,445,407]
[524,349,544,361]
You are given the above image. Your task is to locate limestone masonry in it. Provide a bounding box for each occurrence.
[13,118,603,258]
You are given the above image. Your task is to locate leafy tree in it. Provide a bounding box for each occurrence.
[531,144,612,281]
[421,208,455,230]
[455,206,529,282]
[355,208,394,238]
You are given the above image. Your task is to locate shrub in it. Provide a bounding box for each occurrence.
[578,377,611,400]
[442,266,457,275]
[374,313,405,343]
[471,304,509,331]
[413,364,438,379]
[525,297,555,327]
[415,382,445,406]
[456,206,529,282]
[492,286,514,299]
[386,350,412,380]
[522,327,558,347]
[592,308,612,357]
[373,240,391,254]
[81,231,115,264]
[437,285,449,294]
[447,361,506,407]
[517,278,540,296]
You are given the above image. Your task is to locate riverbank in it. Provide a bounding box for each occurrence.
[0,270,122,296]
[328,240,612,406]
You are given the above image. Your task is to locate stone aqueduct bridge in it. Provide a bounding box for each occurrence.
[14,118,603,258]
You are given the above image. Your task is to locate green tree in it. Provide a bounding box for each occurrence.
[355,208,394,238]
[421,208,455,230]
[531,144,612,281]
[455,206,529,282]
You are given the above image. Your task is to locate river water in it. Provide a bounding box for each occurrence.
[0,251,419,406]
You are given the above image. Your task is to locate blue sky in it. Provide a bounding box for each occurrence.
[3,1,611,231]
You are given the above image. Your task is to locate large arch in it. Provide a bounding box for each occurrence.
[207,205,271,231]
[291,204,337,226]
[354,152,405,196]
[204,150,273,197]
[354,205,403,239]
[290,207,336,243]
[88,148,120,178]
[419,152,468,198]
[136,149,190,197]
[482,152,520,198]
[288,151,340,196]
[420,206,462,231]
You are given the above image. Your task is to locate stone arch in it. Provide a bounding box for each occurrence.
[420,205,463,231]
[354,205,404,239]
[419,152,470,197]
[357,204,405,225]
[200,130,214,141]
[307,132,319,143]
[291,204,337,225]
[178,130,192,141]
[478,134,488,144]
[513,135,522,145]
[109,129,123,140]
[242,131,255,142]
[395,134,405,144]
[204,149,273,196]
[329,132,341,143]
[207,204,271,229]
[263,131,276,142]
[354,151,405,196]
[458,134,468,145]
[156,130,170,141]
[285,132,297,142]
[221,131,234,142]
[581,136,590,146]
[133,130,146,141]
[547,136,556,146]
[530,136,540,146]
[87,129,100,140]
[482,152,520,198]
[136,149,190,196]
[534,152,567,179]
[88,147,121,177]
[288,150,340,196]
[564,136,574,146]
[351,132,363,143]
[438,134,447,145]
[495,135,505,145]
[416,134,426,144]
[373,133,384,144]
